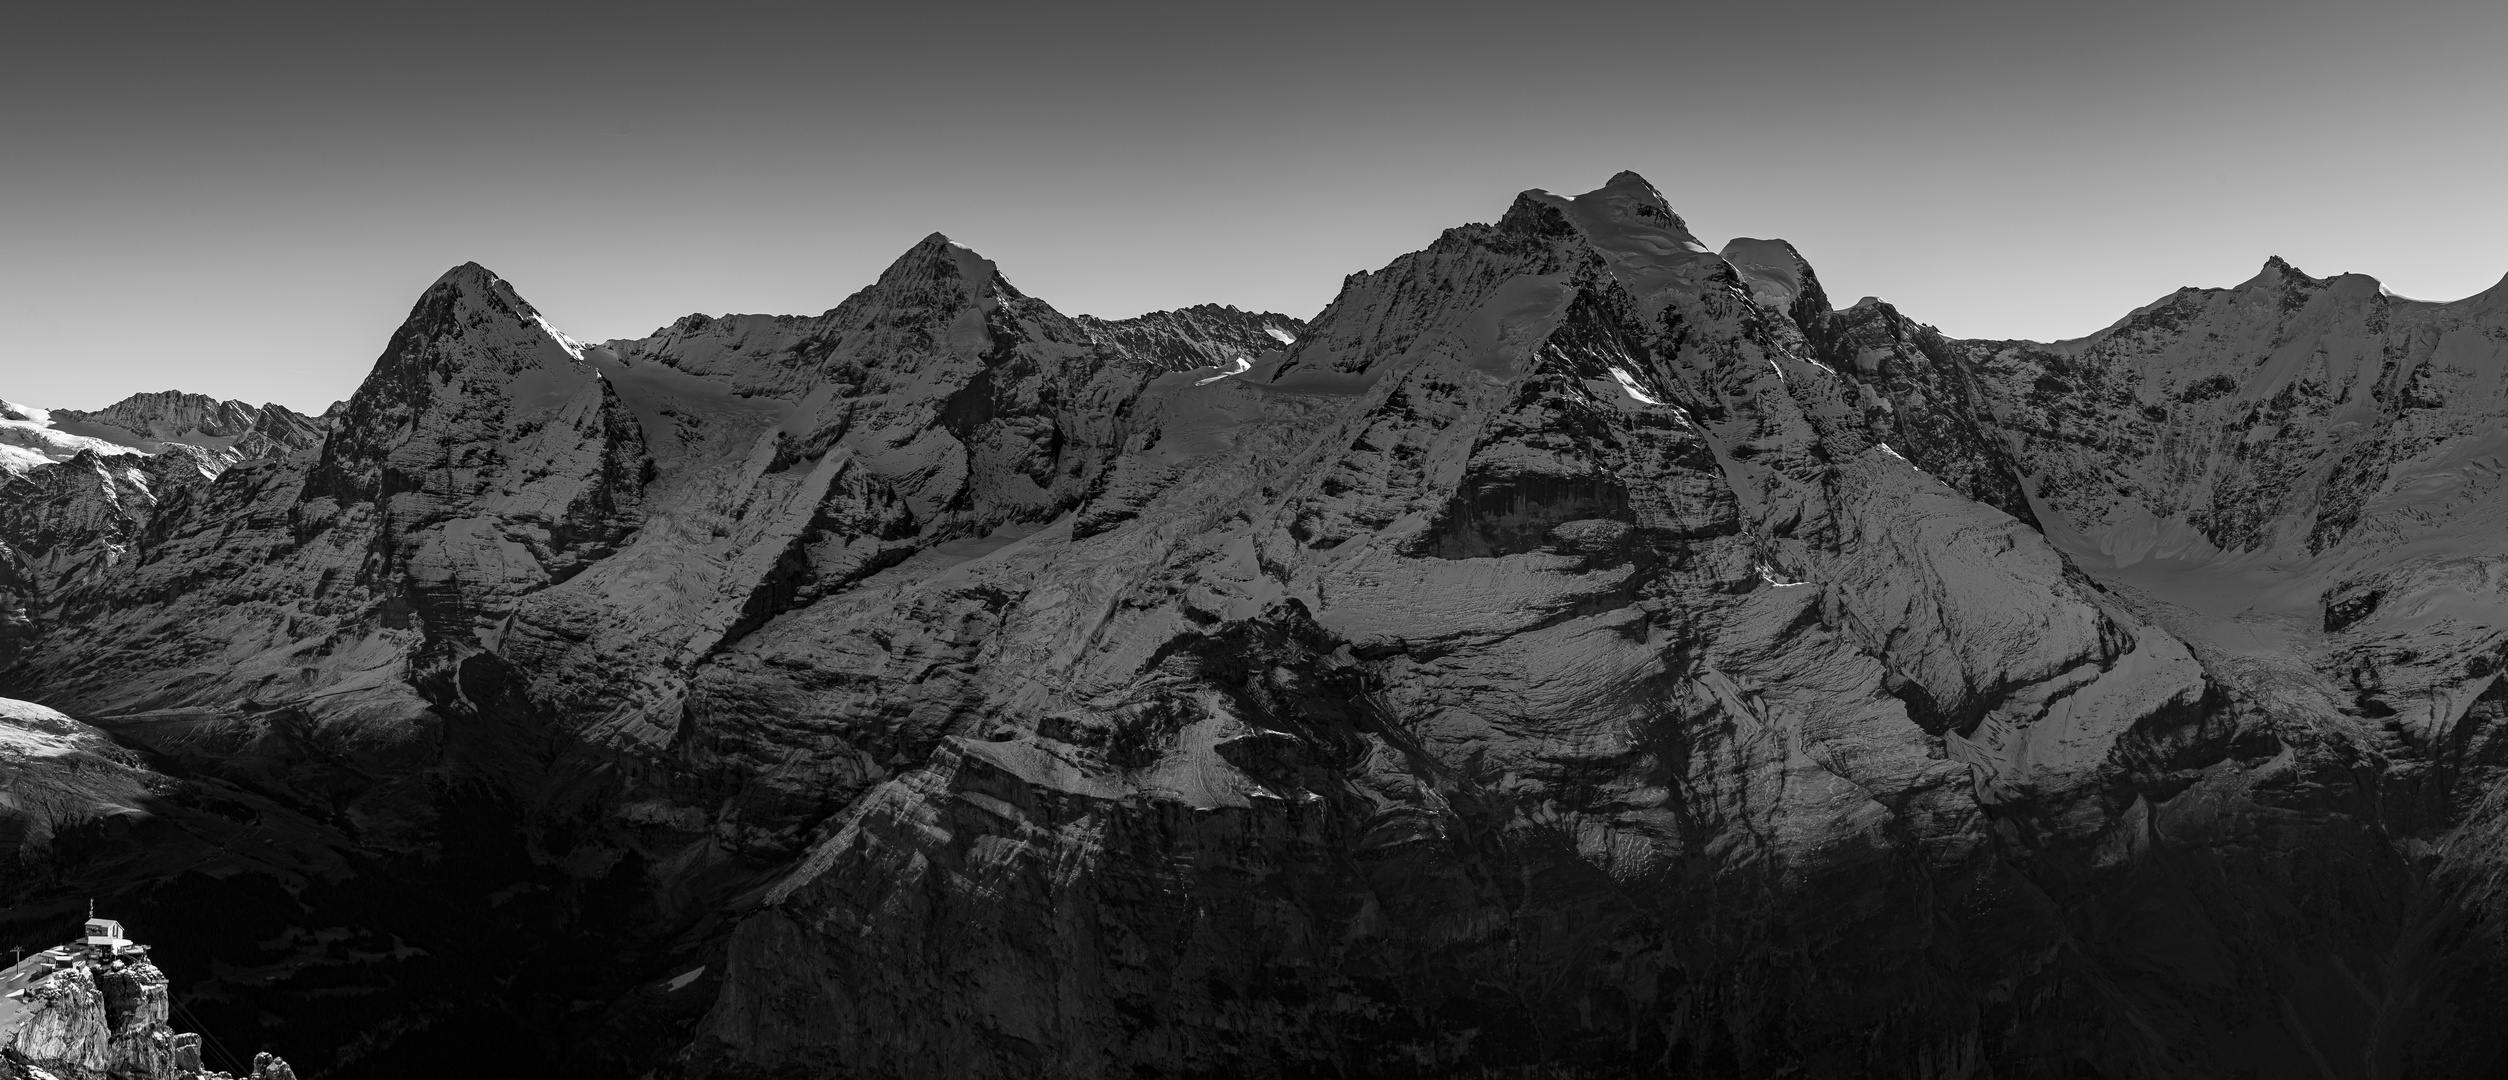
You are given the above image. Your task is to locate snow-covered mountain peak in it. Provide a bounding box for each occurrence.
[297,263,603,508]
[1720,237,1815,310]
[426,261,580,341]
[1521,172,1726,313]
[401,262,593,379]
[1545,171,1696,235]
[301,261,626,511]
[1596,169,1682,219]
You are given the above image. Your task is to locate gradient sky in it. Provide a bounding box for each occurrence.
[6,0,2504,413]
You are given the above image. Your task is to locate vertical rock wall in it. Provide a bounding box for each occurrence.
[97,963,172,1079]
[3,964,110,1079]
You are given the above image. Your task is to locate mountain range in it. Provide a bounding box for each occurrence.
[6,171,2508,1079]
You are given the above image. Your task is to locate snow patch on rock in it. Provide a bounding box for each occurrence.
[1194,357,1253,385]
[0,697,95,758]
[1608,366,1662,405]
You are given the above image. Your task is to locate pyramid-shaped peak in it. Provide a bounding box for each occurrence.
[420,261,552,321]
[430,262,538,306]
[434,260,496,286]
[885,231,993,273]
[868,231,1005,306]
[365,261,585,371]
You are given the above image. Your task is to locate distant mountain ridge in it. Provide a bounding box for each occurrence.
[6,173,2508,1078]
[0,392,328,478]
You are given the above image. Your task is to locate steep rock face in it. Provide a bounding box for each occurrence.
[0,246,1349,1075]
[1730,246,2508,1076]
[4,965,112,1078]
[3,175,2508,1078]
[1728,238,2039,527]
[679,176,2234,1078]
[0,258,662,956]
[0,450,210,577]
[0,389,328,664]
[1807,252,2508,843]
[1959,259,2508,561]
[0,544,32,669]
[0,263,643,838]
[0,448,248,680]
[295,260,654,699]
[502,237,1123,760]
[96,963,174,1079]
[1071,303,1304,373]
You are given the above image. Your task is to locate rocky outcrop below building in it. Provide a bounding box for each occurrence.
[0,946,293,1080]
[3,964,110,1079]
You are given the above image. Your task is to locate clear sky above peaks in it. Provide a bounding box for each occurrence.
[5,0,2503,412]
